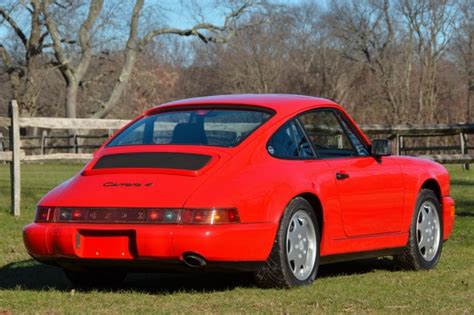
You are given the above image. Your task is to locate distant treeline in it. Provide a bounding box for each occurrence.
[0,0,472,125]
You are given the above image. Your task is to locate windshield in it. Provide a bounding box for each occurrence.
[107,107,274,147]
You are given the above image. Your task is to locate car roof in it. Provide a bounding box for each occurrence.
[148,94,341,116]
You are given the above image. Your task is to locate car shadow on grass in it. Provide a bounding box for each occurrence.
[318,257,398,278]
[0,257,400,293]
[0,260,255,293]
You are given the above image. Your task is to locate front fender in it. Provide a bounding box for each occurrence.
[397,157,451,233]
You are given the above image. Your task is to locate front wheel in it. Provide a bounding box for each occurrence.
[395,189,443,270]
[254,197,320,288]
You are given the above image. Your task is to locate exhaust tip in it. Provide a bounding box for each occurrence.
[183,253,207,268]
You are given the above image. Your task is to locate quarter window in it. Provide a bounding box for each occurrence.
[299,110,362,158]
[336,113,369,156]
[267,120,314,158]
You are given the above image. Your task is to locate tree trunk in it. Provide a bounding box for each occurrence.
[92,52,137,118]
[65,82,79,152]
[65,82,78,118]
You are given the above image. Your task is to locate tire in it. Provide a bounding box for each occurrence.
[64,268,127,288]
[395,189,443,270]
[254,197,320,288]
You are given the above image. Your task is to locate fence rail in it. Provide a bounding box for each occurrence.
[0,100,473,216]
[362,123,474,135]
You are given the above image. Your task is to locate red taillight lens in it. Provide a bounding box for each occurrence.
[58,208,87,221]
[147,209,180,223]
[147,209,162,221]
[35,206,56,222]
[181,208,240,224]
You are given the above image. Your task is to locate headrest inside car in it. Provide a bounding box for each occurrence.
[171,123,208,145]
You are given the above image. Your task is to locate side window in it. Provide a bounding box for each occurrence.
[267,120,314,158]
[336,113,370,156]
[299,110,358,158]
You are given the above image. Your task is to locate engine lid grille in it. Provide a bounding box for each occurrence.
[92,152,212,171]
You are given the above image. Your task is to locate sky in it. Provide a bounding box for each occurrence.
[0,0,329,41]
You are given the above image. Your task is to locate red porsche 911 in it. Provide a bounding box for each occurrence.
[23,94,455,288]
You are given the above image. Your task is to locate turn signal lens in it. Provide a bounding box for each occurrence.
[181,208,240,224]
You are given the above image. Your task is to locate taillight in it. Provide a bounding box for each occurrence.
[34,206,56,222]
[34,207,240,224]
[181,208,240,224]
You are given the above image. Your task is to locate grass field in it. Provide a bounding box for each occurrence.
[0,163,473,314]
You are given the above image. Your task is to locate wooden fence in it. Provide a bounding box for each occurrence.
[1,100,473,216]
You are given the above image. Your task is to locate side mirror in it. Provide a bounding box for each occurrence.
[371,139,391,157]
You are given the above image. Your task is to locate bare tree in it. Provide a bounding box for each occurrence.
[42,0,253,118]
[42,0,103,119]
[92,0,253,118]
[287,2,354,103]
[400,0,457,122]
[451,0,473,121]
[323,0,405,122]
[0,0,470,127]
[0,0,49,116]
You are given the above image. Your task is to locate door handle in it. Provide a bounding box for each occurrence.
[336,172,350,180]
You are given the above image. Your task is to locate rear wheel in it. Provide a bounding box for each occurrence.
[64,268,127,288]
[254,197,320,288]
[395,189,443,270]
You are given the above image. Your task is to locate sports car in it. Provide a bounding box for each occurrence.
[23,94,455,288]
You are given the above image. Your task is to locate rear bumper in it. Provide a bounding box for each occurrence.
[442,196,455,240]
[23,222,277,265]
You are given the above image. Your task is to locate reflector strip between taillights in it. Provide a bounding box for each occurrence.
[34,207,240,224]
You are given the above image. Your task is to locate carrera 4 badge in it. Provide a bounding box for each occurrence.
[103,182,153,187]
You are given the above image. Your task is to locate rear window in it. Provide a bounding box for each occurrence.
[108,108,273,147]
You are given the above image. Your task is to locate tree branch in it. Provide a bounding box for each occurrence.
[0,44,13,70]
[138,1,253,49]
[91,0,144,119]
[0,7,28,47]
[42,0,75,83]
[92,0,253,118]
[76,0,104,80]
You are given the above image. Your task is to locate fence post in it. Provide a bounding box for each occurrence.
[9,100,21,216]
[460,132,470,170]
[74,133,79,154]
[41,130,48,155]
[396,134,401,155]
[0,132,4,165]
[400,136,404,156]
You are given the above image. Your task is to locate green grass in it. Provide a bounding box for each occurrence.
[0,163,473,314]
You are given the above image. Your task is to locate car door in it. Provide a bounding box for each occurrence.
[298,109,404,237]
